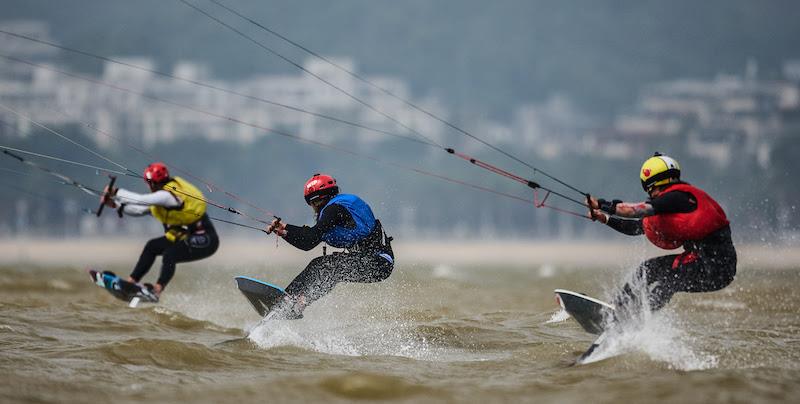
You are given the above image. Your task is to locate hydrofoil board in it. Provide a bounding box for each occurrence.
[234,276,301,320]
[89,270,159,307]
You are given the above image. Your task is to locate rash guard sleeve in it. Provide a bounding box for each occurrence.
[120,204,151,216]
[113,189,181,217]
[114,189,181,207]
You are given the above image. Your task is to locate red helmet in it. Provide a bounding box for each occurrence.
[143,162,170,184]
[304,173,338,204]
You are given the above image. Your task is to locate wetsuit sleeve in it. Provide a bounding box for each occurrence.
[606,217,644,236]
[283,204,354,251]
[650,191,696,215]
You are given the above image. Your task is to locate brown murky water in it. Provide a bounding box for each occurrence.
[1,257,799,403]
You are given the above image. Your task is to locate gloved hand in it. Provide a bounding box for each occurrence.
[596,198,621,215]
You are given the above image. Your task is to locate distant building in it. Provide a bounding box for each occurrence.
[510,95,594,159]
[0,20,58,82]
[0,21,447,148]
[597,65,800,167]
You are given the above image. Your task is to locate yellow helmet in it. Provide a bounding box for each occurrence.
[640,152,681,192]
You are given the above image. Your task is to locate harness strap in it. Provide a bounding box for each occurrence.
[672,251,699,270]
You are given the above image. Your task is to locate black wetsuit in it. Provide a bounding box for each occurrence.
[283,203,394,305]
[607,190,737,311]
[130,214,219,288]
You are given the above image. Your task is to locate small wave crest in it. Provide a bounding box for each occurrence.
[320,372,430,400]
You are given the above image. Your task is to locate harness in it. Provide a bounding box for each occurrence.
[642,183,729,250]
[149,176,207,242]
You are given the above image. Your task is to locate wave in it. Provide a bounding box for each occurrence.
[57,337,265,370]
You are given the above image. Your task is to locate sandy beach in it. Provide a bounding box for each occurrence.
[1,237,798,269]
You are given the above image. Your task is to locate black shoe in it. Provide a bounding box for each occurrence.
[140,283,160,303]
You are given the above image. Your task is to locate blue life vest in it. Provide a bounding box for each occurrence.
[319,194,376,248]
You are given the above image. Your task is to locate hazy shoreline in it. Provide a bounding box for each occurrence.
[1,238,797,269]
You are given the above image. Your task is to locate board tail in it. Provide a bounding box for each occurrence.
[576,342,601,365]
[234,276,301,319]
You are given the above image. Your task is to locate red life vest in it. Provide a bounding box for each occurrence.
[642,183,729,250]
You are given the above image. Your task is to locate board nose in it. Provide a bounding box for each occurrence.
[555,294,564,309]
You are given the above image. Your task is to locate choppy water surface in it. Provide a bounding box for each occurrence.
[1,259,799,403]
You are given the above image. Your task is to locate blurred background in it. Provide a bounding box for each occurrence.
[1,0,798,244]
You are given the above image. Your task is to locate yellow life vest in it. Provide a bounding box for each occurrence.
[150,176,207,242]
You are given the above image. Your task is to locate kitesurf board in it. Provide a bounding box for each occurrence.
[554,289,615,335]
[213,277,295,346]
[575,333,609,365]
[89,270,159,307]
[234,276,289,317]
[554,289,617,365]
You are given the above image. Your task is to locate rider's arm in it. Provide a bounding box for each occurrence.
[119,204,151,216]
[597,191,697,233]
[282,204,354,251]
[608,191,696,218]
[113,189,181,216]
[613,202,655,218]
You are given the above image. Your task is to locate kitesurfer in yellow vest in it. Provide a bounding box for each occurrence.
[100,162,219,296]
[587,153,736,313]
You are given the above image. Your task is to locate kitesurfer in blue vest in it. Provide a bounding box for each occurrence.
[266,173,394,317]
[587,153,736,313]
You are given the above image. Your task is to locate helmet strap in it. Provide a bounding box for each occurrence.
[147,178,169,192]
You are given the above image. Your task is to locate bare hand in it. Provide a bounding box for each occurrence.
[586,196,600,210]
[585,196,605,223]
[100,185,118,208]
[266,218,287,237]
[590,209,608,224]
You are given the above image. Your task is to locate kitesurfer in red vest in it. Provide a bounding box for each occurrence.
[587,152,736,312]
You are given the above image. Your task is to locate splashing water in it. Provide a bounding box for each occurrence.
[583,309,719,370]
[585,269,719,370]
[545,308,570,324]
[248,314,437,359]
[245,285,502,362]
